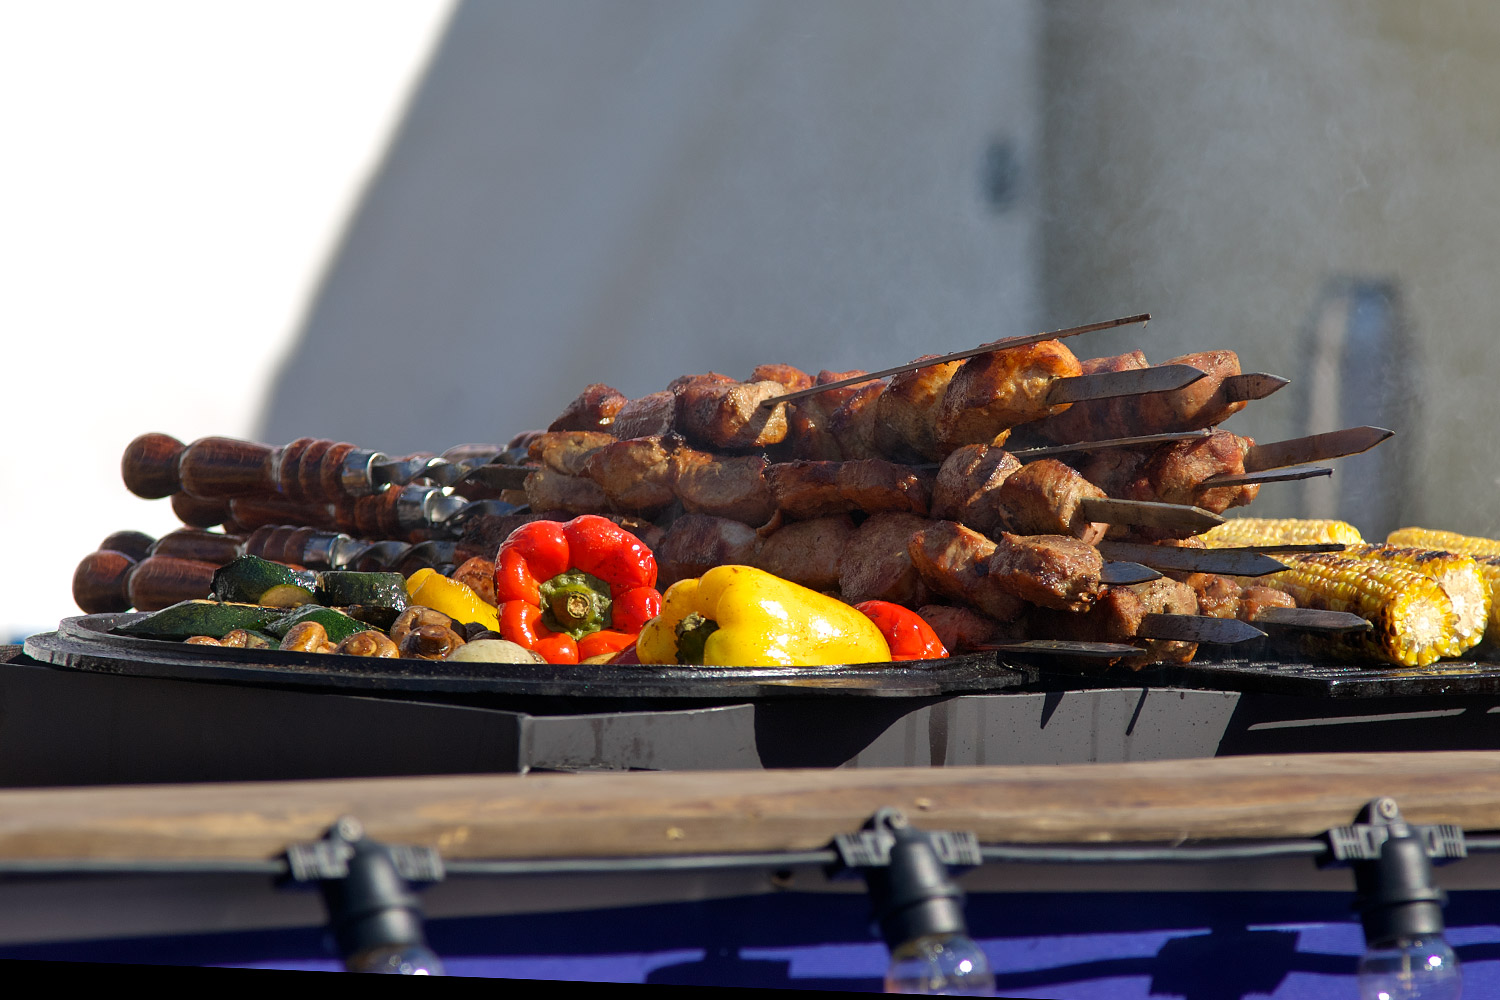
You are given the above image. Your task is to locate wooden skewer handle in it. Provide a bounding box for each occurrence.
[73,551,219,614]
[72,529,244,614]
[121,433,367,503]
[169,492,234,529]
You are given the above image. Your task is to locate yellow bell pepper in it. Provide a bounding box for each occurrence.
[405,568,499,633]
[636,565,891,667]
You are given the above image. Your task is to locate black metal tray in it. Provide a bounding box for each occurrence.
[22,614,1032,700]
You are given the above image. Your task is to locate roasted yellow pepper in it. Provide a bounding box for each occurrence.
[405,568,500,633]
[636,565,891,667]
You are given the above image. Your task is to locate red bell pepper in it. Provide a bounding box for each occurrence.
[854,601,949,661]
[494,515,662,665]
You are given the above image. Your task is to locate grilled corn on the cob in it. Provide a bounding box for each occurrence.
[1203,517,1364,548]
[1260,553,1456,666]
[1343,544,1488,656]
[1386,527,1500,558]
[1476,557,1500,646]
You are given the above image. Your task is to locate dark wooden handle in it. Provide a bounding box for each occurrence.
[120,433,186,499]
[225,496,337,534]
[175,437,277,499]
[97,530,155,563]
[147,528,244,565]
[72,550,220,614]
[126,556,218,612]
[244,525,319,565]
[169,492,233,529]
[72,550,138,614]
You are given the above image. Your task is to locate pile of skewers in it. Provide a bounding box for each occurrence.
[72,312,1493,669]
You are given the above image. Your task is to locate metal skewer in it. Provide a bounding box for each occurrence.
[761,312,1152,406]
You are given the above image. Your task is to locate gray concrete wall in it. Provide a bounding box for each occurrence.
[260,0,1041,457]
[1041,2,1500,537]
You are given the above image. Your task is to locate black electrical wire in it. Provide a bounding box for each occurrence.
[0,832,1494,880]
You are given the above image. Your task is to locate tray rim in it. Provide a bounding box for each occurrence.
[21,614,1032,701]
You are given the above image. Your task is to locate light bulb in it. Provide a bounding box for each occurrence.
[1357,937,1461,1000]
[884,932,995,995]
[346,943,446,975]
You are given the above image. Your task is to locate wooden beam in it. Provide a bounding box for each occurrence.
[1,752,1498,862]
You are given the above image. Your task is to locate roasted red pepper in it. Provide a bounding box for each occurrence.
[494,515,662,665]
[854,601,949,661]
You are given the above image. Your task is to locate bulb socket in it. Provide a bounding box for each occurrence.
[867,829,970,950]
[320,837,434,962]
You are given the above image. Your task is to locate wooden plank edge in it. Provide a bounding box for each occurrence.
[0,753,1498,862]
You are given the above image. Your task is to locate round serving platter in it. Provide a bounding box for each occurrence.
[22,614,1034,700]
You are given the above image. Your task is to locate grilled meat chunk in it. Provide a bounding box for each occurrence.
[826,381,887,460]
[671,449,776,525]
[918,604,1023,653]
[1032,576,1199,666]
[993,458,1108,543]
[987,532,1103,612]
[522,466,610,515]
[788,369,872,460]
[1184,572,1242,619]
[753,515,855,590]
[676,378,790,450]
[765,459,933,520]
[1021,350,1151,446]
[931,444,1023,537]
[654,514,759,587]
[838,512,931,605]
[528,431,615,476]
[548,383,627,433]
[907,520,1026,622]
[874,356,964,462]
[1237,584,1296,622]
[1124,431,1259,514]
[936,340,1082,450]
[612,391,679,440]
[582,436,678,516]
[750,363,814,393]
[1133,349,1247,434]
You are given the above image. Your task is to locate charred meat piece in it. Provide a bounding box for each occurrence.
[788,369,874,460]
[672,449,776,525]
[987,532,1103,612]
[1184,572,1241,619]
[994,458,1108,543]
[523,466,609,515]
[1072,447,1149,498]
[654,513,759,587]
[548,383,628,433]
[908,520,1026,622]
[668,371,738,392]
[753,515,856,591]
[931,444,1023,537]
[750,363,814,393]
[838,512,932,606]
[612,391,679,440]
[918,604,1024,653]
[582,436,679,516]
[1132,349,1246,434]
[1237,584,1296,622]
[826,380,887,460]
[1020,350,1151,446]
[1124,431,1259,514]
[677,378,791,451]
[936,340,1082,450]
[451,556,498,607]
[528,431,616,476]
[765,459,933,520]
[874,356,964,462]
[1031,576,1199,666]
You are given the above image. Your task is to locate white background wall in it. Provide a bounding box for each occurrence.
[0,1,454,640]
